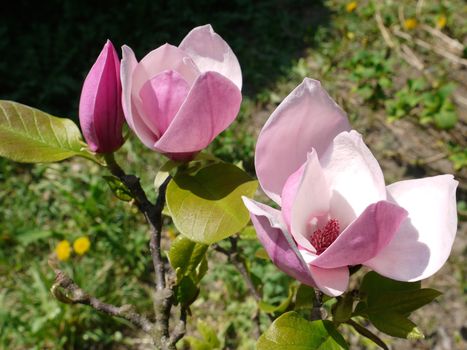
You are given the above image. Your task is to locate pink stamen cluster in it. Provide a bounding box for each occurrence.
[310,219,340,255]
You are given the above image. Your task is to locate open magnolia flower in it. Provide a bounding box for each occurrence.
[243,78,458,296]
[121,24,242,160]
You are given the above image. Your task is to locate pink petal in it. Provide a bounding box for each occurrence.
[299,250,349,296]
[139,70,190,136]
[321,131,387,228]
[121,45,157,148]
[281,151,330,252]
[309,265,349,297]
[179,24,242,90]
[312,201,408,269]
[154,71,241,154]
[365,175,458,281]
[242,197,316,287]
[133,44,199,94]
[255,79,350,204]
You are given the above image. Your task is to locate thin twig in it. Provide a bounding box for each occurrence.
[346,319,389,350]
[393,28,467,67]
[421,24,464,54]
[213,238,261,302]
[50,266,153,333]
[213,237,273,327]
[311,290,323,320]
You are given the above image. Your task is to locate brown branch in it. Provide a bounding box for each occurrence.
[103,153,177,349]
[104,153,169,291]
[50,266,153,334]
[168,307,187,346]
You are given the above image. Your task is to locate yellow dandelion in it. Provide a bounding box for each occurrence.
[437,15,447,29]
[73,236,91,255]
[346,1,357,13]
[346,32,355,40]
[404,18,418,30]
[55,240,71,261]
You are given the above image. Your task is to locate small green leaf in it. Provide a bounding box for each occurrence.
[332,294,354,323]
[16,229,54,245]
[154,159,178,190]
[369,312,424,340]
[175,276,199,307]
[0,100,92,163]
[197,321,221,348]
[294,284,316,310]
[239,225,258,240]
[255,247,270,260]
[168,235,208,282]
[166,163,258,244]
[103,176,133,202]
[196,256,209,284]
[434,110,457,129]
[184,337,212,350]
[257,311,348,349]
[259,284,296,314]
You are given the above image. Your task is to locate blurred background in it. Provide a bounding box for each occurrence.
[0,0,465,349]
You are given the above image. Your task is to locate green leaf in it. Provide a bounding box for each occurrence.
[166,163,258,244]
[103,176,133,202]
[369,312,424,340]
[0,100,92,163]
[257,311,348,350]
[168,235,208,282]
[368,288,441,315]
[358,272,440,316]
[357,272,439,340]
[360,272,420,300]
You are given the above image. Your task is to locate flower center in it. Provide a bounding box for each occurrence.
[310,219,340,255]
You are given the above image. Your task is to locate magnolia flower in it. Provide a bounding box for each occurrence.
[79,40,124,153]
[121,25,242,161]
[243,78,458,296]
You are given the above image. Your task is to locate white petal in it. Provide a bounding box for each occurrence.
[179,24,242,90]
[321,131,386,228]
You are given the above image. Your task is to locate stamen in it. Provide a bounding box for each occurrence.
[310,219,340,255]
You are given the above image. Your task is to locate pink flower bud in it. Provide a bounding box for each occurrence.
[79,40,124,153]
